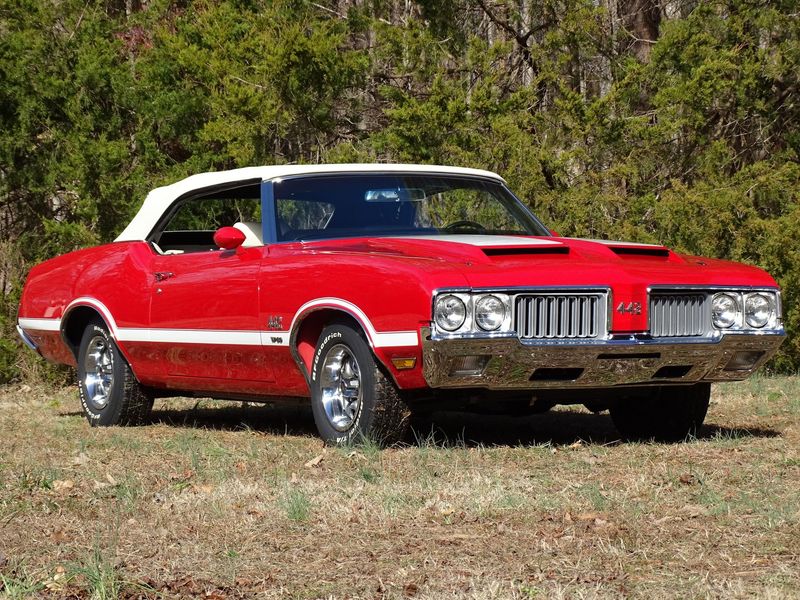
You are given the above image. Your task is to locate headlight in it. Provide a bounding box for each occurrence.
[475,295,505,331]
[712,293,738,329]
[745,293,773,328]
[434,294,467,331]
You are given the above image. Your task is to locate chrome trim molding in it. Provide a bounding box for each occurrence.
[421,327,785,390]
[269,171,505,185]
[647,284,783,292]
[16,324,39,352]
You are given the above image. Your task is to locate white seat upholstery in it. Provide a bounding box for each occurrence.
[150,241,184,255]
[233,221,264,247]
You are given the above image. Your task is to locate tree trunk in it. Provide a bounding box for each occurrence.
[618,0,661,62]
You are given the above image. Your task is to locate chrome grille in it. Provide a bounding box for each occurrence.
[649,293,708,337]
[515,293,605,340]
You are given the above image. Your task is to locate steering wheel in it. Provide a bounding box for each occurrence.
[443,220,487,233]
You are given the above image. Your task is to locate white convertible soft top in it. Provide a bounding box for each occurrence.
[115,163,505,242]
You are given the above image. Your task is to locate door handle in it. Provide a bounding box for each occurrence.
[154,271,174,282]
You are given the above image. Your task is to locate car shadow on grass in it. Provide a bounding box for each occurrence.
[149,401,320,438]
[58,401,320,438]
[91,400,779,448]
[408,411,782,447]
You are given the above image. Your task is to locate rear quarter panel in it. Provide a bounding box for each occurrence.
[19,242,153,366]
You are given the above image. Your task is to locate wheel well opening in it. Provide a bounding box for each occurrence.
[62,307,104,358]
[294,309,364,374]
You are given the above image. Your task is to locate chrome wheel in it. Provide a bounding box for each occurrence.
[83,334,114,411]
[319,344,362,431]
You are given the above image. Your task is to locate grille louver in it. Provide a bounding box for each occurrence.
[515,294,604,340]
[649,293,707,337]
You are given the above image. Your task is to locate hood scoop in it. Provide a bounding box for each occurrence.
[609,246,670,258]
[482,246,569,257]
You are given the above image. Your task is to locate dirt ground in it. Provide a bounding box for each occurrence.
[0,377,798,599]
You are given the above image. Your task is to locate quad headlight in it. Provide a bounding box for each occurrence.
[711,293,739,329]
[744,293,774,328]
[433,294,467,332]
[475,295,506,331]
[711,291,779,331]
[432,292,512,335]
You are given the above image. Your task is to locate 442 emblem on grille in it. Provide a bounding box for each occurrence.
[616,301,642,315]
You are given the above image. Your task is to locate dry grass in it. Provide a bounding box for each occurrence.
[0,377,798,599]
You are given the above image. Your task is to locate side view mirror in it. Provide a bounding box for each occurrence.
[549,229,560,237]
[213,226,246,250]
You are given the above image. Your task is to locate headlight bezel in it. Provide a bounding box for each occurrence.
[431,291,513,336]
[710,290,780,332]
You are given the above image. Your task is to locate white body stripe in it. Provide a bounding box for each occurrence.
[372,331,420,347]
[387,234,563,247]
[290,297,419,348]
[260,331,291,347]
[66,297,123,336]
[116,328,288,346]
[20,297,419,349]
[580,238,665,248]
[17,317,61,331]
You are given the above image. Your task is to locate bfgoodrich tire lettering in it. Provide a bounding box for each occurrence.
[77,319,153,427]
[311,323,411,446]
[610,383,711,442]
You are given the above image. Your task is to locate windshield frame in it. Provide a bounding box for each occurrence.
[264,172,552,244]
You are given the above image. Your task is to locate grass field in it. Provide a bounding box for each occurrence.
[0,377,798,599]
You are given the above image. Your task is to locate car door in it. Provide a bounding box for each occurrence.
[145,182,276,392]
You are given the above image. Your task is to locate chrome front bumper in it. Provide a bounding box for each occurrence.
[421,328,785,390]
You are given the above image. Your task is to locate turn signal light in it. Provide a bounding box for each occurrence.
[391,357,417,370]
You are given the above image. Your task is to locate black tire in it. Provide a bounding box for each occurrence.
[610,383,710,442]
[77,319,153,427]
[310,323,411,446]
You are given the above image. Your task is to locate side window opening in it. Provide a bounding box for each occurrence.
[151,183,262,254]
[275,198,335,240]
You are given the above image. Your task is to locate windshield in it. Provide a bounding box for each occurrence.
[273,174,549,241]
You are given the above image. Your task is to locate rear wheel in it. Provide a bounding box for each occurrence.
[610,383,710,442]
[310,323,411,446]
[77,320,153,426]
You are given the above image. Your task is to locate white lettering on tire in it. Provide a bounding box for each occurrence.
[311,331,342,382]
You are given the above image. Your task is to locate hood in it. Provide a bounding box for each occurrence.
[291,234,777,289]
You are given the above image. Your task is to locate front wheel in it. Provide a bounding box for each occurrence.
[310,323,411,446]
[77,320,153,426]
[610,383,710,442]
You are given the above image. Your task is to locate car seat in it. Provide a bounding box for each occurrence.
[233,221,264,247]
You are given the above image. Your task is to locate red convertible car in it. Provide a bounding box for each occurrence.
[18,164,785,444]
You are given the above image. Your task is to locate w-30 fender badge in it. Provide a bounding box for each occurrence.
[616,301,642,315]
